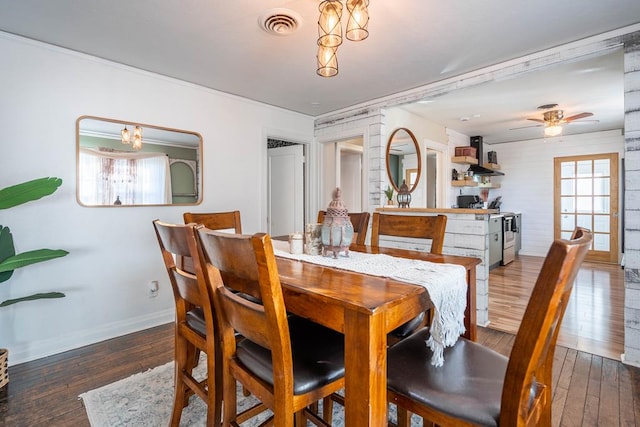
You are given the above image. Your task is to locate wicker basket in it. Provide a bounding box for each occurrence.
[0,349,8,390]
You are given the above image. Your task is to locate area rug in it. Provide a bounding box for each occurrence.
[79,355,421,426]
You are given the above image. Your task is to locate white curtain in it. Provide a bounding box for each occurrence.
[79,148,172,205]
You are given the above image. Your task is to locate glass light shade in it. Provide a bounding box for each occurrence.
[121,126,130,144]
[346,0,369,41]
[545,124,563,137]
[132,126,143,150]
[318,0,343,48]
[317,45,339,77]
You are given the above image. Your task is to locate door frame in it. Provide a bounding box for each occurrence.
[553,152,619,263]
[262,127,312,234]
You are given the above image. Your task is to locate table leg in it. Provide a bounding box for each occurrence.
[343,309,387,426]
[465,267,477,341]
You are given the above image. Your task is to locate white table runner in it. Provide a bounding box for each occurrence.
[273,240,467,367]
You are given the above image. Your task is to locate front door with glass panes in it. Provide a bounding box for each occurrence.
[554,153,619,263]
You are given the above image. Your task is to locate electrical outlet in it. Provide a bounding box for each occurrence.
[148,280,159,297]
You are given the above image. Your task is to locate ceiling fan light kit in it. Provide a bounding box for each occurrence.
[510,104,595,138]
[316,0,369,77]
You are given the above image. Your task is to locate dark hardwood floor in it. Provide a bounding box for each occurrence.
[1,321,639,426]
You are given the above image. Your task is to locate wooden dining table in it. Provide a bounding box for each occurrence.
[274,243,480,427]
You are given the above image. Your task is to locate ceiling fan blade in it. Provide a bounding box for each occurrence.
[510,124,542,130]
[526,118,545,123]
[564,112,593,122]
[565,119,599,125]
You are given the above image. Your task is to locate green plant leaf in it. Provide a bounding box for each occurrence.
[0,226,16,282]
[0,292,66,307]
[0,177,63,210]
[0,249,69,273]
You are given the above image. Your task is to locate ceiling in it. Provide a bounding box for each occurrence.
[1,1,638,142]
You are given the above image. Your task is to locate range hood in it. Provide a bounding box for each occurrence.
[468,136,504,176]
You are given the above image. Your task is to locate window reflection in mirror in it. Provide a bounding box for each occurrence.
[76,116,202,206]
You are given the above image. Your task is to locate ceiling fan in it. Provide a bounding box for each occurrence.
[511,103,597,136]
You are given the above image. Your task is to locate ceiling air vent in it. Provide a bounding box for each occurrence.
[259,9,302,36]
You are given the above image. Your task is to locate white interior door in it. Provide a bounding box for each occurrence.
[268,144,304,236]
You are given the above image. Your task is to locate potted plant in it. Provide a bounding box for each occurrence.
[383,185,394,205]
[0,177,68,403]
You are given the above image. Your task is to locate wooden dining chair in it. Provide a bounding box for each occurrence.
[183,210,242,233]
[370,212,447,253]
[180,211,243,274]
[317,210,371,245]
[387,227,592,427]
[371,213,448,341]
[195,228,346,427]
[152,220,222,427]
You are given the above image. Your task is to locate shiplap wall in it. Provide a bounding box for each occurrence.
[624,34,640,367]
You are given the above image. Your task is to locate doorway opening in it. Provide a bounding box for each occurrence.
[267,138,305,237]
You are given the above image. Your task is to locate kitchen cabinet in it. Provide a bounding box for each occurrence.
[489,216,503,269]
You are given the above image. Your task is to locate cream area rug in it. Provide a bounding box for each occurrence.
[79,355,422,426]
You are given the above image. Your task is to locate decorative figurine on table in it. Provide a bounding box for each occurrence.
[321,187,354,258]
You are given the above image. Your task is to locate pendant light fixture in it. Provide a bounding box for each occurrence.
[132,126,143,151]
[316,0,369,77]
[121,126,130,144]
[121,124,143,150]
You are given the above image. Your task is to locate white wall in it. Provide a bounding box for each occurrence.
[487,130,625,257]
[0,33,314,364]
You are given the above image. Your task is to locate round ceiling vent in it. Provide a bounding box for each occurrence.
[259,8,302,36]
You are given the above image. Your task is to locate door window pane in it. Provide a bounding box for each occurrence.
[594,233,610,251]
[577,178,592,195]
[577,160,592,177]
[593,177,609,196]
[561,214,575,231]
[594,215,610,233]
[561,179,575,196]
[594,159,610,177]
[576,197,592,213]
[561,196,575,213]
[593,196,610,214]
[561,162,575,178]
[577,214,592,229]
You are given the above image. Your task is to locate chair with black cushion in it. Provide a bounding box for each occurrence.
[152,220,222,427]
[371,212,448,341]
[196,228,345,427]
[317,210,370,246]
[387,227,592,427]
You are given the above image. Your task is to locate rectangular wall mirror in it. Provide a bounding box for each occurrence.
[76,116,202,206]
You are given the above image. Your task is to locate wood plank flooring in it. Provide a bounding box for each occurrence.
[488,255,625,361]
[1,322,639,426]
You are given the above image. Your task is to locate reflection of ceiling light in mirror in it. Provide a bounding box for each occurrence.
[544,124,563,137]
[132,126,143,150]
[121,126,130,144]
[122,124,143,150]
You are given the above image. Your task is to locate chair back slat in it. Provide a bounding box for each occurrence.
[371,213,447,254]
[501,227,592,426]
[184,211,242,233]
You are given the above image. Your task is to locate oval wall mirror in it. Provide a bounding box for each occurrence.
[76,115,203,207]
[385,127,422,192]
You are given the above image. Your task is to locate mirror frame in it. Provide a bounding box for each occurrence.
[385,127,422,193]
[76,115,203,207]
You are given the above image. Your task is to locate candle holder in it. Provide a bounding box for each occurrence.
[321,187,354,258]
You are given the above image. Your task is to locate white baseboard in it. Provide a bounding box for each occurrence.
[7,309,174,366]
